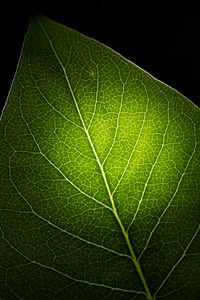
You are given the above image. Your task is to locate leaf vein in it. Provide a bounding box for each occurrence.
[139,121,198,261]
[127,91,170,232]
[154,224,200,297]
[1,228,143,295]
[112,79,150,195]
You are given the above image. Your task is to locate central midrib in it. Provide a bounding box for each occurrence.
[84,129,153,300]
[40,19,154,300]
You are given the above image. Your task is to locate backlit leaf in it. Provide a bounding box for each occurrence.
[0,15,200,300]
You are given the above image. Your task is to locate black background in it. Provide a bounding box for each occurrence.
[1,0,200,113]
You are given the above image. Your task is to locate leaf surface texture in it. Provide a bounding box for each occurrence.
[0,16,200,300]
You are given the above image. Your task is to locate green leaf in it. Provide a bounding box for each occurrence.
[0,15,200,300]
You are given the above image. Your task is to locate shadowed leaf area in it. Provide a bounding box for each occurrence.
[0,15,200,300]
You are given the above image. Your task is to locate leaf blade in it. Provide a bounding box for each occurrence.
[0,15,200,300]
